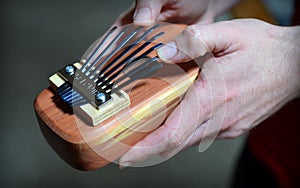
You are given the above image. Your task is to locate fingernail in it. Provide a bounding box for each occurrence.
[133,7,152,23]
[158,41,178,62]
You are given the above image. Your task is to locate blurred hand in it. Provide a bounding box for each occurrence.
[132,0,212,25]
[119,19,300,167]
[113,0,240,26]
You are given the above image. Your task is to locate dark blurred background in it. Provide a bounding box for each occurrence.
[0,0,293,188]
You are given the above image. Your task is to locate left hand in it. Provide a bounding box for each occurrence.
[112,0,240,26]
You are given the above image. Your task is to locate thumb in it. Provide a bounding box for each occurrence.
[133,0,163,25]
[157,23,235,63]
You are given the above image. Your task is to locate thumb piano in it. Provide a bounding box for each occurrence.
[34,23,199,170]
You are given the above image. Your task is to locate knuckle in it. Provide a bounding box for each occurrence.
[221,121,233,131]
[167,132,186,149]
[186,25,199,35]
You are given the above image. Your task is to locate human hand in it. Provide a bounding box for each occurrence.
[119,19,300,167]
[113,0,240,26]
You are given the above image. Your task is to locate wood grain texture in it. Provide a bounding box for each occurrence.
[34,23,200,170]
[34,0,274,170]
[35,62,199,170]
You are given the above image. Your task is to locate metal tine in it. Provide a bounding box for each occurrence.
[88,26,145,78]
[61,93,72,102]
[114,56,159,85]
[90,24,161,79]
[131,61,163,79]
[112,61,163,92]
[80,26,118,72]
[71,97,85,105]
[60,88,73,98]
[57,83,71,94]
[72,99,88,107]
[71,100,87,107]
[84,25,131,75]
[55,81,90,107]
[101,57,159,92]
[98,43,163,89]
[98,42,164,88]
[58,88,72,99]
[97,33,164,87]
[58,90,70,99]
[70,94,84,104]
[62,89,76,102]
[97,30,164,78]
[70,91,81,101]
[62,94,72,102]
[59,88,82,104]
[129,41,164,63]
[61,89,79,101]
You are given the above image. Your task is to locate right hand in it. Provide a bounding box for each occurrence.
[119,19,300,167]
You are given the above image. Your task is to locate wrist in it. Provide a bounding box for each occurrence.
[280,25,300,98]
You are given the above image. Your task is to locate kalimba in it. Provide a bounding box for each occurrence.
[34,23,199,170]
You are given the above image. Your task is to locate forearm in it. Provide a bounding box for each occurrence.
[275,25,300,101]
[287,26,300,98]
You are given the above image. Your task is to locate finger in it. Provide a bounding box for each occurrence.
[161,108,227,158]
[159,120,210,158]
[157,22,241,63]
[133,0,164,25]
[217,129,245,139]
[112,5,135,27]
[158,25,207,63]
[161,55,232,157]
[119,79,211,167]
[118,124,179,168]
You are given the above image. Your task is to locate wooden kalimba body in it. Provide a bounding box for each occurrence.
[34,23,199,170]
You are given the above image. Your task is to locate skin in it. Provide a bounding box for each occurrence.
[113,0,300,168]
[113,0,240,26]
